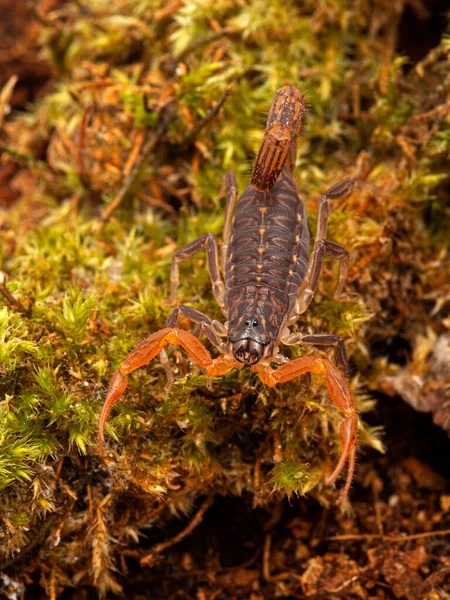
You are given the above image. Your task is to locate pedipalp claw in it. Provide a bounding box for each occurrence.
[321,359,358,504]
[97,328,239,453]
[98,368,129,455]
[325,412,358,504]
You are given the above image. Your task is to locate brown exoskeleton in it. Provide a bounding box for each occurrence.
[98,86,358,504]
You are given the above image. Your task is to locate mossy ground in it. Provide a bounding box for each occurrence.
[0,1,449,598]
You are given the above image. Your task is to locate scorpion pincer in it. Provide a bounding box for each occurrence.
[98,86,358,504]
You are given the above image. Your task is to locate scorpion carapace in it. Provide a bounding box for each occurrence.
[98,86,358,504]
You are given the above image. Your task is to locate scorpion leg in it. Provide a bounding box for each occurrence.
[164,305,227,342]
[295,239,349,315]
[160,305,228,391]
[166,233,225,308]
[315,179,355,241]
[279,332,348,374]
[254,356,357,504]
[98,328,240,453]
[220,171,238,272]
[301,334,348,374]
[291,179,355,317]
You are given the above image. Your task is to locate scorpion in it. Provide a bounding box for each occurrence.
[98,86,358,504]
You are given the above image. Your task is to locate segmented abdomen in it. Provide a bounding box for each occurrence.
[226,168,310,298]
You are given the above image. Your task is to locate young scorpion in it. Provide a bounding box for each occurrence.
[98,86,358,504]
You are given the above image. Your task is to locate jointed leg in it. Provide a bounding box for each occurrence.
[254,356,358,504]
[166,233,224,308]
[315,179,355,242]
[279,331,348,374]
[220,171,238,273]
[302,334,348,374]
[98,328,241,453]
[164,305,227,344]
[296,239,349,315]
[160,305,227,391]
[291,179,355,318]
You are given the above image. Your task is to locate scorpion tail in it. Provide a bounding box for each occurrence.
[251,86,305,192]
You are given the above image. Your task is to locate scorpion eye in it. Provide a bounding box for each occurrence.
[245,318,259,328]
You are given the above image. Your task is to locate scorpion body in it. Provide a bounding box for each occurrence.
[225,89,308,363]
[226,141,310,364]
[98,86,358,504]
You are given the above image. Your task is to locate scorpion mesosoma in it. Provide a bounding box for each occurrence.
[98,86,358,504]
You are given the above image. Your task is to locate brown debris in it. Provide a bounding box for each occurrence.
[301,553,366,598]
[0,0,54,107]
[381,333,450,434]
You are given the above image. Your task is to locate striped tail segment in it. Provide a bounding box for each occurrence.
[251,86,305,192]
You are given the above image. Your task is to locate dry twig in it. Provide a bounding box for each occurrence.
[183,86,232,147]
[327,528,450,543]
[140,496,213,566]
[0,272,30,316]
[93,120,168,232]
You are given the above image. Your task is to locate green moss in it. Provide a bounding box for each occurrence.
[270,459,309,500]
[50,290,98,344]
[0,308,37,368]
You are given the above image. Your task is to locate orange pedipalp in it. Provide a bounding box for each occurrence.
[98,327,174,454]
[253,355,358,504]
[98,368,129,453]
[166,328,214,368]
[322,358,354,413]
[321,358,358,504]
[98,328,240,454]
